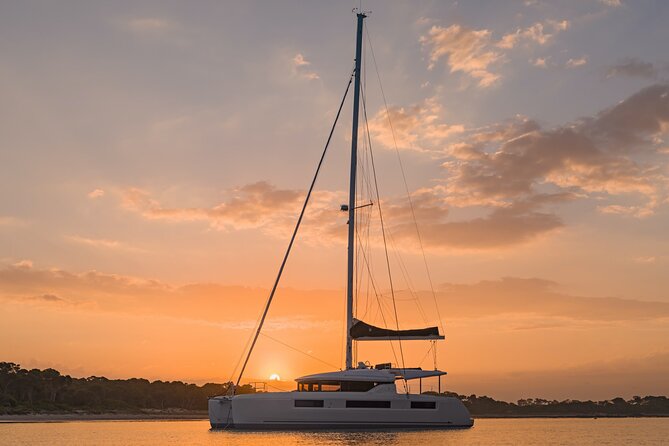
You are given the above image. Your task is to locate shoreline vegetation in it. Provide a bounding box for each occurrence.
[2,362,668,422]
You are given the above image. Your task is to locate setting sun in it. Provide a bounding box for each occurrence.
[269,374,281,381]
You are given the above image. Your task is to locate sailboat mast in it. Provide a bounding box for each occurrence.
[346,12,366,370]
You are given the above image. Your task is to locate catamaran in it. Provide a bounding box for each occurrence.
[209,11,473,430]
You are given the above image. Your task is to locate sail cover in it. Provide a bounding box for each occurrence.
[350,318,444,341]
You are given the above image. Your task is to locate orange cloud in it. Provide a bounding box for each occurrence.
[292,53,319,80]
[368,96,464,151]
[121,181,345,242]
[566,56,588,68]
[497,20,569,49]
[123,181,302,227]
[421,19,569,86]
[65,235,144,252]
[87,188,105,199]
[3,263,667,326]
[421,24,502,87]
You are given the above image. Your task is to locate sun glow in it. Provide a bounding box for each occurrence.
[269,373,281,381]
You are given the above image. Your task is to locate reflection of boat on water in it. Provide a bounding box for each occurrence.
[209,11,473,430]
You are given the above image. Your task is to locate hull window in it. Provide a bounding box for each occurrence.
[411,401,437,409]
[295,400,324,408]
[346,400,391,408]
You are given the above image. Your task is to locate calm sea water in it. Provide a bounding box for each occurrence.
[1,418,668,445]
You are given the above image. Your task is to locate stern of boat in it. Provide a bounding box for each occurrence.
[208,395,233,429]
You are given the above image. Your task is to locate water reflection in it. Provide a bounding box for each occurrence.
[1,418,668,446]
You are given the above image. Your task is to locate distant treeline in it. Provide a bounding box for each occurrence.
[0,362,253,414]
[430,392,669,417]
[1,362,668,416]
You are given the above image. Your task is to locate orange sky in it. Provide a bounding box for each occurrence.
[1,1,669,401]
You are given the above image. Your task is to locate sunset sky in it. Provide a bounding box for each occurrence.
[1,0,668,401]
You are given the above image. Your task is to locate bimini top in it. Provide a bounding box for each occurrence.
[296,365,447,383]
[350,318,445,341]
[296,368,395,384]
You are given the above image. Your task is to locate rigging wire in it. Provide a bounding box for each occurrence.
[365,25,446,337]
[361,83,408,388]
[355,227,401,369]
[260,332,341,370]
[386,231,429,324]
[233,70,355,389]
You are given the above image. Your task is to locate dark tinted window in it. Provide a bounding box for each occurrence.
[411,401,436,409]
[346,400,391,408]
[295,400,324,407]
[341,381,377,392]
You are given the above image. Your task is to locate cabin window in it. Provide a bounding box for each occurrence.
[298,383,324,392]
[411,401,436,409]
[346,400,391,408]
[295,400,324,408]
[320,382,341,392]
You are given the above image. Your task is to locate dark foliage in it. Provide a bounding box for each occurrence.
[0,362,254,414]
[425,391,669,417]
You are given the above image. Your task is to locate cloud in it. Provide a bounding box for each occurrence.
[586,84,669,151]
[532,57,548,68]
[436,277,669,321]
[420,20,569,87]
[292,53,319,80]
[2,263,667,325]
[28,293,71,306]
[389,192,571,250]
[13,260,33,269]
[606,58,657,79]
[87,188,105,199]
[119,180,566,251]
[633,256,656,264]
[36,293,64,302]
[599,0,622,6]
[442,84,669,217]
[421,24,502,87]
[0,261,168,298]
[0,262,343,329]
[597,204,653,217]
[497,20,570,49]
[367,96,464,151]
[566,56,588,68]
[65,235,143,252]
[292,53,309,67]
[122,181,344,240]
[452,351,669,401]
[123,181,301,227]
[121,86,669,250]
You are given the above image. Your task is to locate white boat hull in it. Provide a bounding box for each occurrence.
[209,392,473,429]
